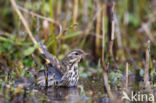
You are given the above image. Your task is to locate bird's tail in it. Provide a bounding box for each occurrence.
[37,39,60,67]
[38,40,51,63]
[14,77,35,88]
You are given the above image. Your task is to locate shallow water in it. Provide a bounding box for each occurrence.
[30,75,156,103]
[13,76,110,103]
[31,76,110,103]
[1,74,155,103]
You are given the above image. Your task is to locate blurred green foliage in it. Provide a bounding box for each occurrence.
[0,1,155,101]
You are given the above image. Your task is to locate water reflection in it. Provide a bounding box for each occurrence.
[40,87,88,103]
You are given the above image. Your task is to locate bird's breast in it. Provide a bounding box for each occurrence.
[68,65,79,87]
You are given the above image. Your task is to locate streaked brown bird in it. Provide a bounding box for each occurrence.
[36,42,87,87]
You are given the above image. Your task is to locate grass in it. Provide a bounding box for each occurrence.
[0,0,155,102]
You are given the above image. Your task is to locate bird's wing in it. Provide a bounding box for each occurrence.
[37,66,63,87]
[57,71,72,86]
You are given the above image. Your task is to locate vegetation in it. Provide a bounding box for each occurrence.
[0,0,155,102]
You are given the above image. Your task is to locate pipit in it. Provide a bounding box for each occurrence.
[36,42,87,87]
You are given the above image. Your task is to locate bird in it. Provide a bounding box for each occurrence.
[36,41,88,87]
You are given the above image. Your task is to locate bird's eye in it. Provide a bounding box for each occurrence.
[75,52,79,55]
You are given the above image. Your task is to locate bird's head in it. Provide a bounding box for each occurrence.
[62,49,88,64]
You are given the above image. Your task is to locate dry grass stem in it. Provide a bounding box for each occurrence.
[17,5,63,36]
[144,40,153,93]
[101,61,114,100]
[101,3,106,60]
[101,2,114,100]
[10,0,43,54]
[73,0,78,31]
[95,2,101,55]
[125,62,129,91]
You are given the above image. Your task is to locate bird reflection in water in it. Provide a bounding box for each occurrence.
[41,87,86,102]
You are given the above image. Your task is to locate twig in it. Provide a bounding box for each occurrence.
[73,0,78,31]
[125,62,129,91]
[144,40,153,93]
[101,60,114,100]
[95,1,101,55]
[107,1,118,69]
[10,0,43,54]
[101,2,114,100]
[17,5,63,36]
[108,2,115,58]
[102,3,106,60]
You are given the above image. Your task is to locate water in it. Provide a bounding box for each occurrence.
[29,76,110,103]
[1,74,155,103]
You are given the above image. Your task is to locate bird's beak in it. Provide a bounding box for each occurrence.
[82,52,89,57]
[84,52,89,56]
